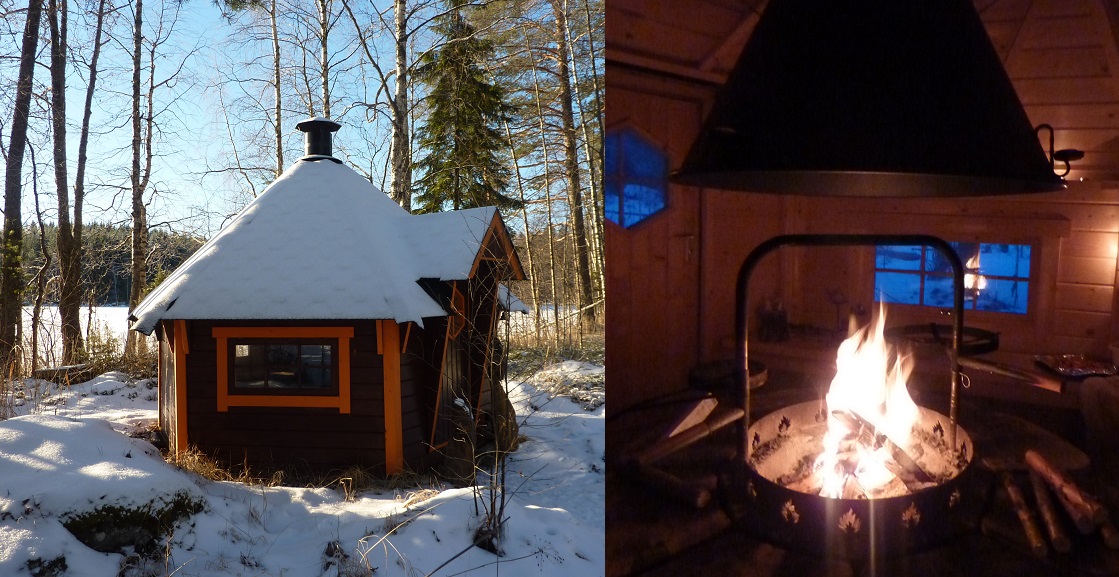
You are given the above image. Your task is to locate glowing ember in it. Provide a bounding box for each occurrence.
[815,304,920,498]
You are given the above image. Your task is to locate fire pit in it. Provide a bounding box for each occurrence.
[728,234,980,558]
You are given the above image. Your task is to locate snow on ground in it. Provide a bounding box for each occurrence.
[0,363,604,576]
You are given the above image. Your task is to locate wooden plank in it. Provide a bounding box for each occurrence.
[977,0,1032,21]
[1025,103,1119,129]
[191,411,381,432]
[381,320,404,475]
[196,428,379,450]
[1007,47,1112,79]
[1013,77,1119,104]
[1048,334,1096,353]
[604,17,716,69]
[1052,309,1112,339]
[1058,256,1117,284]
[1056,283,1115,313]
[175,320,188,453]
[339,336,351,414]
[212,326,354,339]
[1031,0,1095,19]
[1017,15,1101,49]
[1050,203,1119,232]
[1060,230,1118,258]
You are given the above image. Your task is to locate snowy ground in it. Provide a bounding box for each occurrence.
[0,361,604,576]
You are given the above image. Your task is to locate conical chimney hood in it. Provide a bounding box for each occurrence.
[672,0,1065,197]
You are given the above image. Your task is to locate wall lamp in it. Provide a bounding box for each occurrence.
[1035,124,1085,178]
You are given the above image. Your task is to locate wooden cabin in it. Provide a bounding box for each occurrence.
[130,118,525,475]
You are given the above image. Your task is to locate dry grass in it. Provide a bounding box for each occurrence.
[166,449,446,503]
[401,488,440,508]
[506,333,604,380]
[166,447,282,486]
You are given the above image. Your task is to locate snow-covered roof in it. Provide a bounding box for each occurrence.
[403,208,500,280]
[130,157,517,334]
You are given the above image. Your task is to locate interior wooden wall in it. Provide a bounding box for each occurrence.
[606,67,708,410]
[607,65,1119,413]
[698,187,1119,358]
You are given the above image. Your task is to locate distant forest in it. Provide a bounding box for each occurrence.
[22,224,202,306]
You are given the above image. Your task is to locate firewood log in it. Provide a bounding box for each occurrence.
[832,409,933,483]
[1025,449,1108,525]
[1001,472,1047,558]
[1053,485,1096,534]
[1029,472,1071,552]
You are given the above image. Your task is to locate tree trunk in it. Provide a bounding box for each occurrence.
[504,118,542,345]
[69,0,106,363]
[1,0,45,375]
[127,0,148,361]
[30,147,50,373]
[317,0,330,117]
[271,0,283,178]
[49,0,83,364]
[550,0,595,331]
[390,0,411,211]
[572,0,605,310]
[528,51,563,349]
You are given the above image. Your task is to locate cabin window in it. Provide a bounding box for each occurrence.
[874,242,1032,314]
[231,340,336,394]
[212,327,353,413]
[605,127,667,228]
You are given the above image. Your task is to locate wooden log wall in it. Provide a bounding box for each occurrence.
[184,319,389,472]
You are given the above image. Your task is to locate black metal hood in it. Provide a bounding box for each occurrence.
[672,0,1065,197]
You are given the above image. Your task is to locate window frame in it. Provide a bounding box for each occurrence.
[605,126,669,228]
[229,338,339,396]
[213,327,353,413]
[873,241,1035,315]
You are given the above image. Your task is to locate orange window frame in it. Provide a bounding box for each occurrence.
[212,327,353,413]
[448,282,466,339]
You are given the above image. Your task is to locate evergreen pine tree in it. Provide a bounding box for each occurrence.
[412,0,521,213]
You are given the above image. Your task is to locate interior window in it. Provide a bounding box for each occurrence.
[874,242,1032,314]
[232,340,336,391]
[605,127,667,228]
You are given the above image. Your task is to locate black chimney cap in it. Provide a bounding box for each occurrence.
[296,117,341,160]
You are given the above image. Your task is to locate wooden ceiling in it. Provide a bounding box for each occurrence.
[606,0,1119,184]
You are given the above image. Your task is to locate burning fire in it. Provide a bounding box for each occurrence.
[964,254,987,293]
[814,305,921,499]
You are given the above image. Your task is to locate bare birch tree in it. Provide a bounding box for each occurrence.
[341,0,432,210]
[126,0,147,360]
[1,0,44,374]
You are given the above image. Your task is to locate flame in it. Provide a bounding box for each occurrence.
[964,254,987,292]
[815,304,919,498]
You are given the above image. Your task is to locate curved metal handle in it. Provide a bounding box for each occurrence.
[736,234,965,464]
